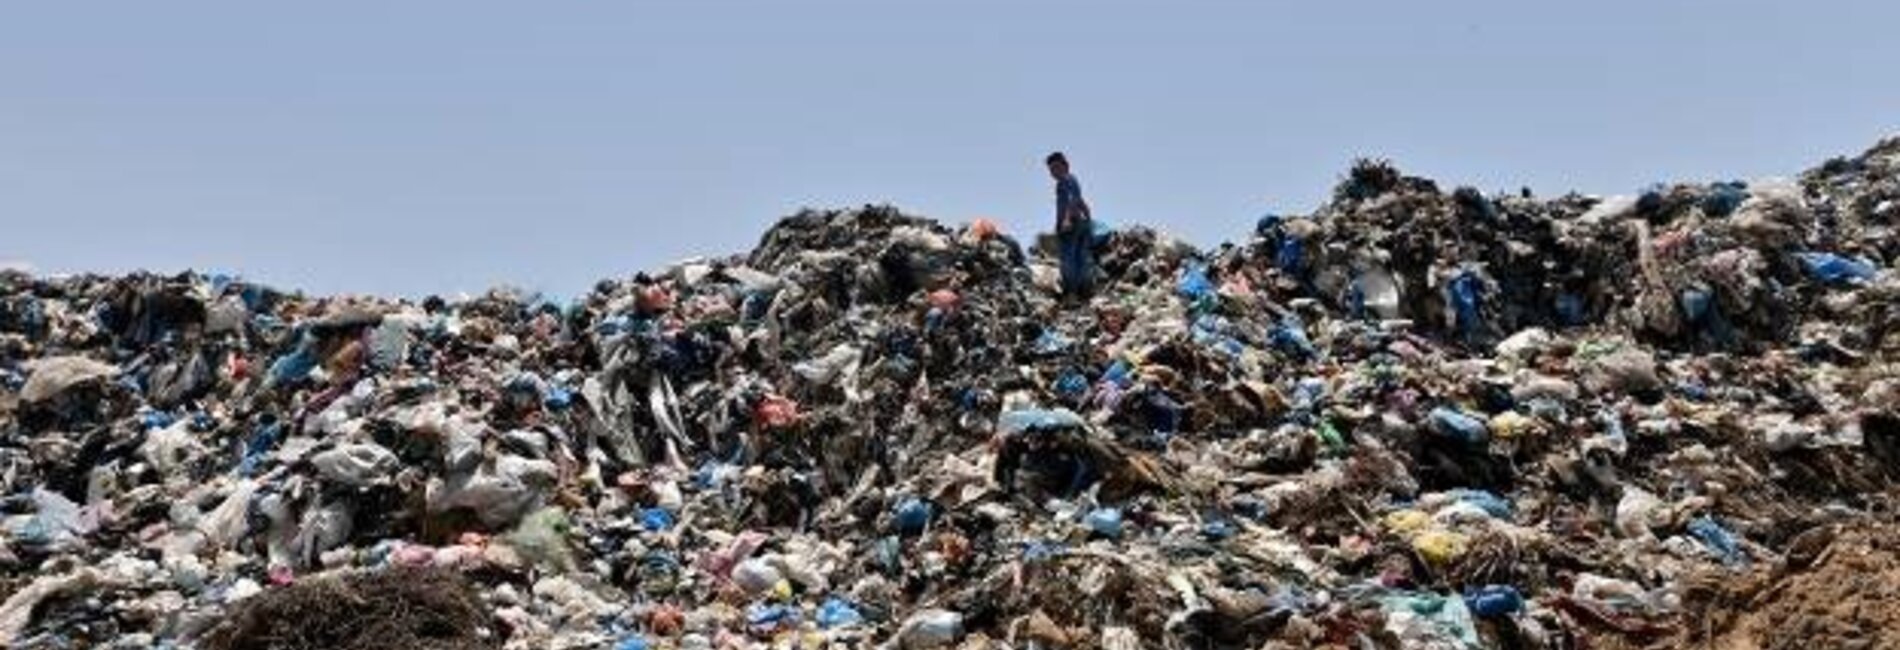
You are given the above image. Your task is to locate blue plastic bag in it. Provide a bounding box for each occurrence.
[1463,585,1524,618]
[1680,289,1715,322]
[543,385,574,410]
[1447,489,1513,520]
[1797,252,1877,285]
[1031,328,1072,356]
[1270,318,1318,360]
[1448,272,1485,340]
[1292,377,1327,412]
[140,410,177,431]
[1255,213,1283,238]
[1189,314,1246,358]
[1142,390,1183,434]
[1022,540,1065,563]
[1053,369,1090,400]
[265,333,320,388]
[1688,516,1746,566]
[1678,288,1738,345]
[1429,407,1489,445]
[239,284,272,313]
[894,497,932,536]
[1701,180,1748,217]
[593,314,631,338]
[1200,517,1237,541]
[239,420,284,477]
[1084,507,1124,539]
[1176,262,1216,302]
[640,507,675,532]
[1636,184,1667,214]
[817,597,866,629]
[1275,236,1304,275]
[746,603,802,632]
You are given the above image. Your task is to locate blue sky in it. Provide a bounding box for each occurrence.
[3,2,1896,297]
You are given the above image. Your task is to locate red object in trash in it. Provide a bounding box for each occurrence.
[754,395,801,429]
[637,286,675,313]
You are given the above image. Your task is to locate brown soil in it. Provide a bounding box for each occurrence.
[1671,521,1900,650]
[200,567,498,650]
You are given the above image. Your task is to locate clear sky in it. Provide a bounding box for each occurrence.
[3,2,1896,298]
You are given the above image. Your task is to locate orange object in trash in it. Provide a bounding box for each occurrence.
[649,604,686,636]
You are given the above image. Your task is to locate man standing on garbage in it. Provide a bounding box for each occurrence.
[1047,152,1095,298]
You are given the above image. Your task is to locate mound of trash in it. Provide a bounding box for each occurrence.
[2,136,1898,649]
[200,567,496,650]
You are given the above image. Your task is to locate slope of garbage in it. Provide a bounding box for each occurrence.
[3,136,1899,649]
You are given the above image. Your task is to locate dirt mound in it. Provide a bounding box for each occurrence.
[200,568,497,650]
[1675,521,1900,650]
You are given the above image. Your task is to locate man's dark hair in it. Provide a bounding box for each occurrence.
[1046,151,1067,166]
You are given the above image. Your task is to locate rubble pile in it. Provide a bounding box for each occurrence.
[3,137,1900,649]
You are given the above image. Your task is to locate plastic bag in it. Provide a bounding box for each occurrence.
[1796,252,1877,285]
[893,609,963,649]
[816,597,865,630]
[1428,407,1489,445]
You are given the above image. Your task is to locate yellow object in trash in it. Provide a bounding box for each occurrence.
[1413,530,1469,565]
[1489,412,1536,439]
[1382,509,1431,535]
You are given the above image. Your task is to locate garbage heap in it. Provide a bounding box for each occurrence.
[4,138,1900,650]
